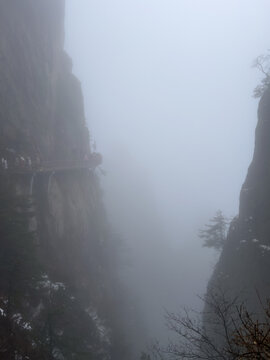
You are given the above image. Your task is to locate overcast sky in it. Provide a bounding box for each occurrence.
[64,0,270,343]
[65,0,270,216]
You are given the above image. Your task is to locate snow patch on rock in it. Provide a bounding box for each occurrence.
[85,306,110,344]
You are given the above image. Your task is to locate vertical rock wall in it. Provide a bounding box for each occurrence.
[206,87,270,317]
[0,0,90,161]
[0,1,134,359]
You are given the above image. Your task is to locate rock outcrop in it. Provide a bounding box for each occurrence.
[206,87,270,316]
[0,1,134,359]
[0,0,90,162]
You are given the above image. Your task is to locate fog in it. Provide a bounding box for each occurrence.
[65,0,270,349]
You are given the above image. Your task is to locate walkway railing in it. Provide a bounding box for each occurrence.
[0,159,100,175]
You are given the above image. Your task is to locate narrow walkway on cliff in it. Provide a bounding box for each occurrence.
[0,153,102,175]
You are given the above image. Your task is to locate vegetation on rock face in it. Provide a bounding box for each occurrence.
[0,182,124,359]
[0,1,141,358]
[0,185,42,358]
[140,352,151,360]
[253,52,270,98]
[199,210,229,251]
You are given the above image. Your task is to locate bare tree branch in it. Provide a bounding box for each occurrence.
[148,288,270,360]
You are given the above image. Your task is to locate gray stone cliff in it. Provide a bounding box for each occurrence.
[0,1,133,359]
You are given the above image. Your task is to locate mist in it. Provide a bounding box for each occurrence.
[65,0,270,348]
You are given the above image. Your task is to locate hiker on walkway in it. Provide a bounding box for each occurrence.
[27,156,32,169]
[91,152,102,168]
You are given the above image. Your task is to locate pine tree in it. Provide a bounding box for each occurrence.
[199,210,228,251]
[36,282,110,360]
[0,186,42,359]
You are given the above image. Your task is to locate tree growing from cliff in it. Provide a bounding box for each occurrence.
[253,52,270,98]
[199,210,228,251]
[0,188,43,358]
[0,187,111,359]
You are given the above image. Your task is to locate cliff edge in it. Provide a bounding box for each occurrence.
[0,1,134,359]
[206,87,270,314]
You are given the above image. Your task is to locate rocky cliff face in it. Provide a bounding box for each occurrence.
[206,87,270,315]
[0,0,90,161]
[0,1,133,359]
